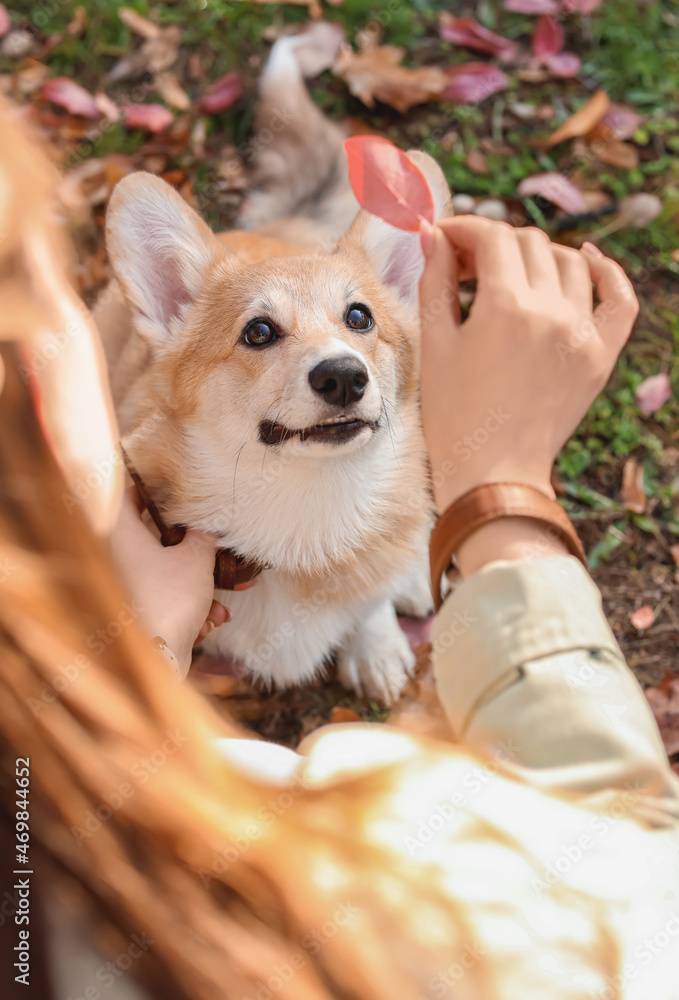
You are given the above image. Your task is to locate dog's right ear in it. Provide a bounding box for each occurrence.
[106,172,222,346]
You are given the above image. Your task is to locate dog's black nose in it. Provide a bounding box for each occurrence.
[308,356,369,407]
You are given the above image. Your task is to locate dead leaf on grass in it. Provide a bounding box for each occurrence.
[333,42,446,112]
[439,14,517,61]
[123,103,173,133]
[621,458,646,513]
[592,138,639,169]
[518,172,585,213]
[41,77,100,117]
[636,372,672,416]
[0,5,10,38]
[541,89,609,147]
[228,0,324,20]
[329,707,361,724]
[630,605,655,631]
[154,71,191,111]
[109,21,181,82]
[466,148,490,174]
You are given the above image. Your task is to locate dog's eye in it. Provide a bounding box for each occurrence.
[345,304,374,332]
[243,319,278,346]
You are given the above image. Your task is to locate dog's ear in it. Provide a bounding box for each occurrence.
[106,172,222,345]
[337,151,452,316]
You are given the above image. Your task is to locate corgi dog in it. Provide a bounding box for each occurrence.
[95,36,452,703]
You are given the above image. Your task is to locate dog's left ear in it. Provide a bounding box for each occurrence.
[337,151,452,317]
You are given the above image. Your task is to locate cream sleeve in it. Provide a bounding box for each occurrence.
[432,556,679,827]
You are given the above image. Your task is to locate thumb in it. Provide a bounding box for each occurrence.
[419,220,461,336]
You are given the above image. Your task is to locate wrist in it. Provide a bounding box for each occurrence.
[456,516,568,577]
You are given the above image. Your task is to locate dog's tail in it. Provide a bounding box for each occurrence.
[236,34,359,250]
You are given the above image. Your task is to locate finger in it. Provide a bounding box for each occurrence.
[553,245,593,312]
[125,484,146,514]
[581,243,639,347]
[436,217,529,298]
[419,220,461,331]
[181,527,219,560]
[195,602,232,644]
[516,228,560,290]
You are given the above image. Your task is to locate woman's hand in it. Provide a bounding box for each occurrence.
[418,218,638,574]
[110,489,231,676]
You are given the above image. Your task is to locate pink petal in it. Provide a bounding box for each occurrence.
[630,605,655,631]
[544,51,581,77]
[196,72,242,114]
[635,373,672,416]
[561,0,603,13]
[533,15,564,58]
[0,4,10,38]
[444,63,509,104]
[41,77,100,118]
[123,103,173,133]
[598,103,642,140]
[517,172,585,213]
[440,16,517,61]
[504,0,559,12]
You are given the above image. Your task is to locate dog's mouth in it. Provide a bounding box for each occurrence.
[259,415,377,446]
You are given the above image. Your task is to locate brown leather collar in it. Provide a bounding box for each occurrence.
[120,446,264,590]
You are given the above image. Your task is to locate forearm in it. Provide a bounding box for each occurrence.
[433,556,679,825]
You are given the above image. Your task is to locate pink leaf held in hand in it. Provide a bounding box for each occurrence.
[630,605,655,631]
[0,4,10,38]
[533,15,564,58]
[196,72,242,114]
[517,172,585,213]
[123,103,173,133]
[504,0,558,12]
[439,15,517,61]
[635,373,672,416]
[344,135,434,232]
[543,51,581,77]
[444,63,509,104]
[41,77,100,117]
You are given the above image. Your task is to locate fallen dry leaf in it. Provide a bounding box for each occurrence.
[14,60,50,96]
[562,0,603,11]
[439,14,517,61]
[41,77,100,118]
[1,29,34,59]
[109,24,181,82]
[94,91,120,121]
[619,192,663,227]
[504,0,558,10]
[466,148,489,174]
[593,103,642,141]
[329,707,361,724]
[518,171,585,213]
[672,249,679,264]
[118,6,160,39]
[533,14,564,58]
[670,544,679,567]
[0,4,10,37]
[645,672,679,758]
[636,372,672,416]
[444,62,509,104]
[196,72,242,114]
[542,89,609,147]
[544,52,581,78]
[630,605,655,631]
[154,71,191,111]
[334,42,446,113]
[621,458,646,513]
[123,103,173,133]
[593,138,639,169]
[66,6,87,38]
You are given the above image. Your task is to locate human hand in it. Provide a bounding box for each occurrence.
[109,489,231,676]
[418,218,639,517]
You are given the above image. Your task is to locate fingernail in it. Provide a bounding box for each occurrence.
[582,241,603,257]
[420,219,435,260]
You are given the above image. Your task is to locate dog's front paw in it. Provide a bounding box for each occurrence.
[336,602,415,706]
